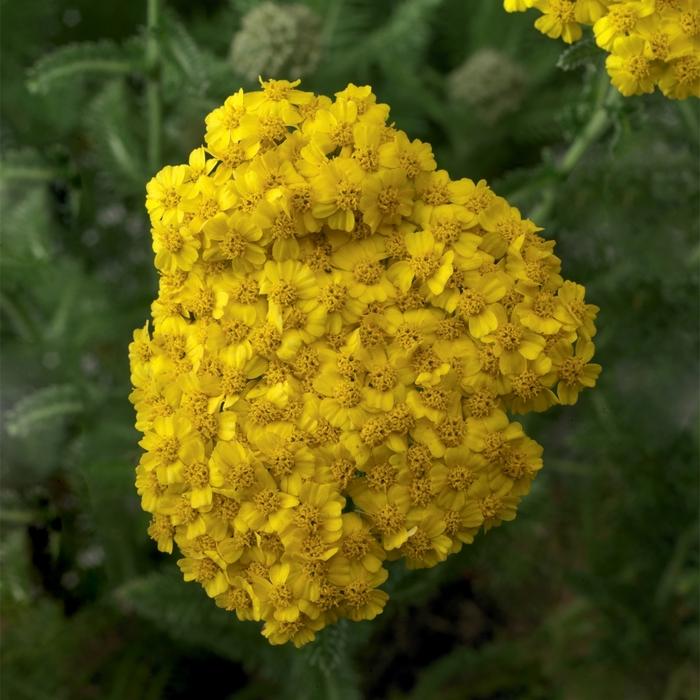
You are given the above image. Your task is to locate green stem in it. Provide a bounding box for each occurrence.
[322,669,344,700]
[530,73,616,224]
[677,99,700,147]
[559,105,610,173]
[0,291,39,343]
[0,166,65,183]
[146,0,162,174]
[0,509,44,524]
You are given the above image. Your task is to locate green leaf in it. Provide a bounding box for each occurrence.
[0,149,66,184]
[409,640,546,700]
[160,9,209,93]
[317,0,377,54]
[27,40,136,95]
[373,0,445,65]
[321,0,443,74]
[0,599,83,700]
[114,571,293,672]
[0,187,53,269]
[86,81,148,189]
[298,621,362,700]
[5,384,83,438]
[556,37,600,72]
[0,528,37,604]
[230,0,260,15]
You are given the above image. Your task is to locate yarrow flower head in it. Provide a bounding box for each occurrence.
[447,49,528,123]
[230,2,322,83]
[503,0,700,99]
[130,78,601,647]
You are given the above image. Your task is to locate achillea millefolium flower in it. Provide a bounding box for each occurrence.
[503,0,700,98]
[447,49,527,123]
[230,2,322,82]
[130,79,601,647]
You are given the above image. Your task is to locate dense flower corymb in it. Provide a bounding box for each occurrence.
[503,0,700,99]
[130,79,601,647]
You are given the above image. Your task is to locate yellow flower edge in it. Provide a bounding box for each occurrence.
[503,0,700,100]
[130,78,601,647]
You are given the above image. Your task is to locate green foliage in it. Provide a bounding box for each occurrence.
[86,81,148,188]
[116,572,365,699]
[0,149,65,186]
[5,385,82,439]
[116,570,289,669]
[368,0,444,67]
[26,40,137,95]
[0,186,53,272]
[1,1,698,699]
[408,641,549,700]
[160,9,211,95]
[556,36,601,72]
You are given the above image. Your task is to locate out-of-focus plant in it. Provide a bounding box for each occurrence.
[448,48,528,123]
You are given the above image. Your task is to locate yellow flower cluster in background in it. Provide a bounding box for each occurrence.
[504,0,700,98]
[130,79,600,647]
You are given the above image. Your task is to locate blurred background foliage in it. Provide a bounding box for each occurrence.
[0,0,698,698]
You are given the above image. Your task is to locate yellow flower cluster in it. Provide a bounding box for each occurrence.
[504,0,700,98]
[129,79,601,647]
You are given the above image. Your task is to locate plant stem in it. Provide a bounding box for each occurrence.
[530,73,616,224]
[0,509,44,524]
[0,291,39,343]
[146,0,162,174]
[677,99,700,147]
[0,165,65,183]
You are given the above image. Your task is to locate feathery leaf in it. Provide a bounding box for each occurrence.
[5,384,83,439]
[27,40,137,94]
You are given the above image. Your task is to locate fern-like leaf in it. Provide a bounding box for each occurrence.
[27,40,136,95]
[115,571,293,672]
[324,0,444,75]
[298,621,362,700]
[229,0,260,15]
[0,148,65,185]
[86,81,147,189]
[160,9,209,93]
[557,37,601,72]
[5,384,83,439]
[372,0,445,67]
[316,0,379,61]
[0,187,53,268]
